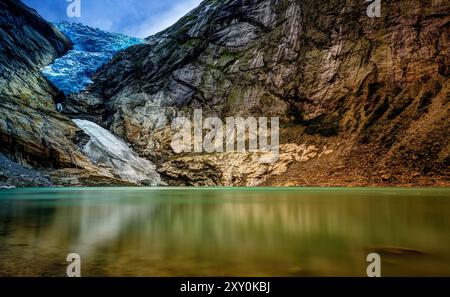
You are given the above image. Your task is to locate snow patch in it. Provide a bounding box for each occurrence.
[73,119,162,186]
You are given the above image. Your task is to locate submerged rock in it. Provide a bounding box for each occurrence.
[73,119,162,186]
[372,246,427,257]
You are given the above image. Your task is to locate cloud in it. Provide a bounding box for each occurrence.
[126,0,203,38]
[22,0,204,38]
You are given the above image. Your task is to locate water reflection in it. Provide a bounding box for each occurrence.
[0,188,449,276]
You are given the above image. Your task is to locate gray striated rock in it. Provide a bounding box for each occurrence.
[76,0,449,186]
[0,0,128,186]
[1,0,448,187]
[0,0,89,168]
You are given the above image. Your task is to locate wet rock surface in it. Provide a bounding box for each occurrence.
[0,154,53,188]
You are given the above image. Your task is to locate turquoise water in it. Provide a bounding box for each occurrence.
[0,187,449,276]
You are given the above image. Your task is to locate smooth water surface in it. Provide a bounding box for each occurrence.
[0,187,449,276]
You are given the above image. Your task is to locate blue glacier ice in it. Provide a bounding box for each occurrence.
[42,22,143,95]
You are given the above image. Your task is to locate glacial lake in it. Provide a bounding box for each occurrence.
[0,187,449,276]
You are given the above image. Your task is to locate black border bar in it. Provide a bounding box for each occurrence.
[0,277,448,296]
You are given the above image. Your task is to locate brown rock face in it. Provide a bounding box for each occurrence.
[77,0,448,186]
[0,0,90,170]
[2,0,447,187]
[0,0,111,185]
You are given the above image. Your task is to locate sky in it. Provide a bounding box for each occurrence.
[22,0,203,38]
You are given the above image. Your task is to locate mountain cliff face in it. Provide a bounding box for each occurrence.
[72,0,449,186]
[0,0,139,186]
[1,0,449,187]
[0,0,88,169]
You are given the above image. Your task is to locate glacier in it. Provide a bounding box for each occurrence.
[42,22,143,95]
[73,119,162,186]
[42,23,162,185]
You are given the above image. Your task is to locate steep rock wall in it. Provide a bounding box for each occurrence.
[76,0,449,186]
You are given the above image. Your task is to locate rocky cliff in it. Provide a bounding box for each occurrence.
[0,0,138,186]
[1,0,449,187]
[70,0,449,186]
[0,0,84,167]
